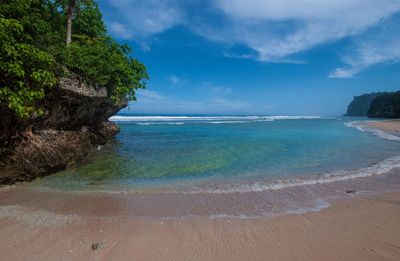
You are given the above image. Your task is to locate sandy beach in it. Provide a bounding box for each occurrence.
[0,187,399,261]
[365,120,400,133]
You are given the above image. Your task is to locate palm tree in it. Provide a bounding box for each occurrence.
[66,0,76,45]
[57,0,93,45]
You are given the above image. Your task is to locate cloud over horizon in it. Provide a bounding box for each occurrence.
[128,87,254,115]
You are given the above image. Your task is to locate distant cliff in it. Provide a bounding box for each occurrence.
[368,91,400,118]
[345,93,388,116]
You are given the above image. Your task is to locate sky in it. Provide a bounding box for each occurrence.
[98,0,400,116]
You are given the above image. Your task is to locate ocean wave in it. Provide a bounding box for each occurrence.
[136,122,185,125]
[207,199,330,219]
[183,156,400,194]
[209,119,275,124]
[109,115,325,124]
[345,121,400,141]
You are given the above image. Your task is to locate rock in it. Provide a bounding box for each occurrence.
[0,75,127,185]
[89,180,105,186]
[91,242,104,250]
[345,190,357,194]
[59,76,107,98]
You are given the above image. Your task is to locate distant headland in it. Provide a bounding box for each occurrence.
[345,91,400,118]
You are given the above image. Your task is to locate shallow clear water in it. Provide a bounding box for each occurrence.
[30,116,400,193]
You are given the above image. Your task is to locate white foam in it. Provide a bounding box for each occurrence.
[136,122,185,125]
[346,121,400,141]
[183,156,400,194]
[208,213,260,219]
[261,198,331,218]
[209,119,277,124]
[109,115,325,124]
[0,205,78,227]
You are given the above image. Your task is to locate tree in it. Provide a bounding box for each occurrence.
[56,0,94,45]
[73,1,106,38]
[1,0,148,118]
[63,38,148,103]
[368,92,400,118]
[0,18,56,118]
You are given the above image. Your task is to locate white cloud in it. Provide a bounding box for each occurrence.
[108,0,184,38]
[201,0,400,61]
[136,90,168,101]
[130,97,252,114]
[208,98,249,111]
[216,0,399,21]
[109,22,132,39]
[329,16,400,78]
[127,82,253,114]
[328,68,358,79]
[168,75,181,85]
[201,82,232,96]
[223,52,255,60]
[105,0,400,72]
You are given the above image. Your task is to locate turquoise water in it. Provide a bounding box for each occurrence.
[31,116,400,192]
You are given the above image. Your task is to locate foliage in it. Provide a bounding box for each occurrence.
[0,0,148,118]
[63,39,148,101]
[0,17,56,118]
[345,92,388,117]
[0,0,65,48]
[368,91,400,118]
[72,1,106,38]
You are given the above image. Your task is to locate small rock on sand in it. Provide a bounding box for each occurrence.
[91,242,105,250]
[89,181,105,186]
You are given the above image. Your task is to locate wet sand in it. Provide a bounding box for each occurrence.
[1,187,400,261]
[365,119,400,133]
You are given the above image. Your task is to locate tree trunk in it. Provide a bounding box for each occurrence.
[66,4,74,45]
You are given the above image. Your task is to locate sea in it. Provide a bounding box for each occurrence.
[27,115,400,219]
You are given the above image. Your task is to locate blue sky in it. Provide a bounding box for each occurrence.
[98,0,400,116]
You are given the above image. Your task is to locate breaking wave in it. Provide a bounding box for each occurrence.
[345,121,400,141]
[110,115,326,125]
[183,156,400,194]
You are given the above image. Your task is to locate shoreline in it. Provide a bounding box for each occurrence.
[1,189,400,260]
[1,168,399,220]
[347,118,400,141]
[1,118,400,260]
[364,119,400,133]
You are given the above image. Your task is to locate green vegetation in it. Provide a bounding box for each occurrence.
[0,17,57,117]
[368,91,400,118]
[345,91,400,118]
[345,92,388,117]
[0,0,148,118]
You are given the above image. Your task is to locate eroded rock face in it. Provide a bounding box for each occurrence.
[0,76,126,185]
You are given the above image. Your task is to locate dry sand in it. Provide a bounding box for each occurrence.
[365,120,400,133]
[0,189,400,261]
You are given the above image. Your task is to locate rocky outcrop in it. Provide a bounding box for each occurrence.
[0,75,126,185]
[345,92,388,117]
